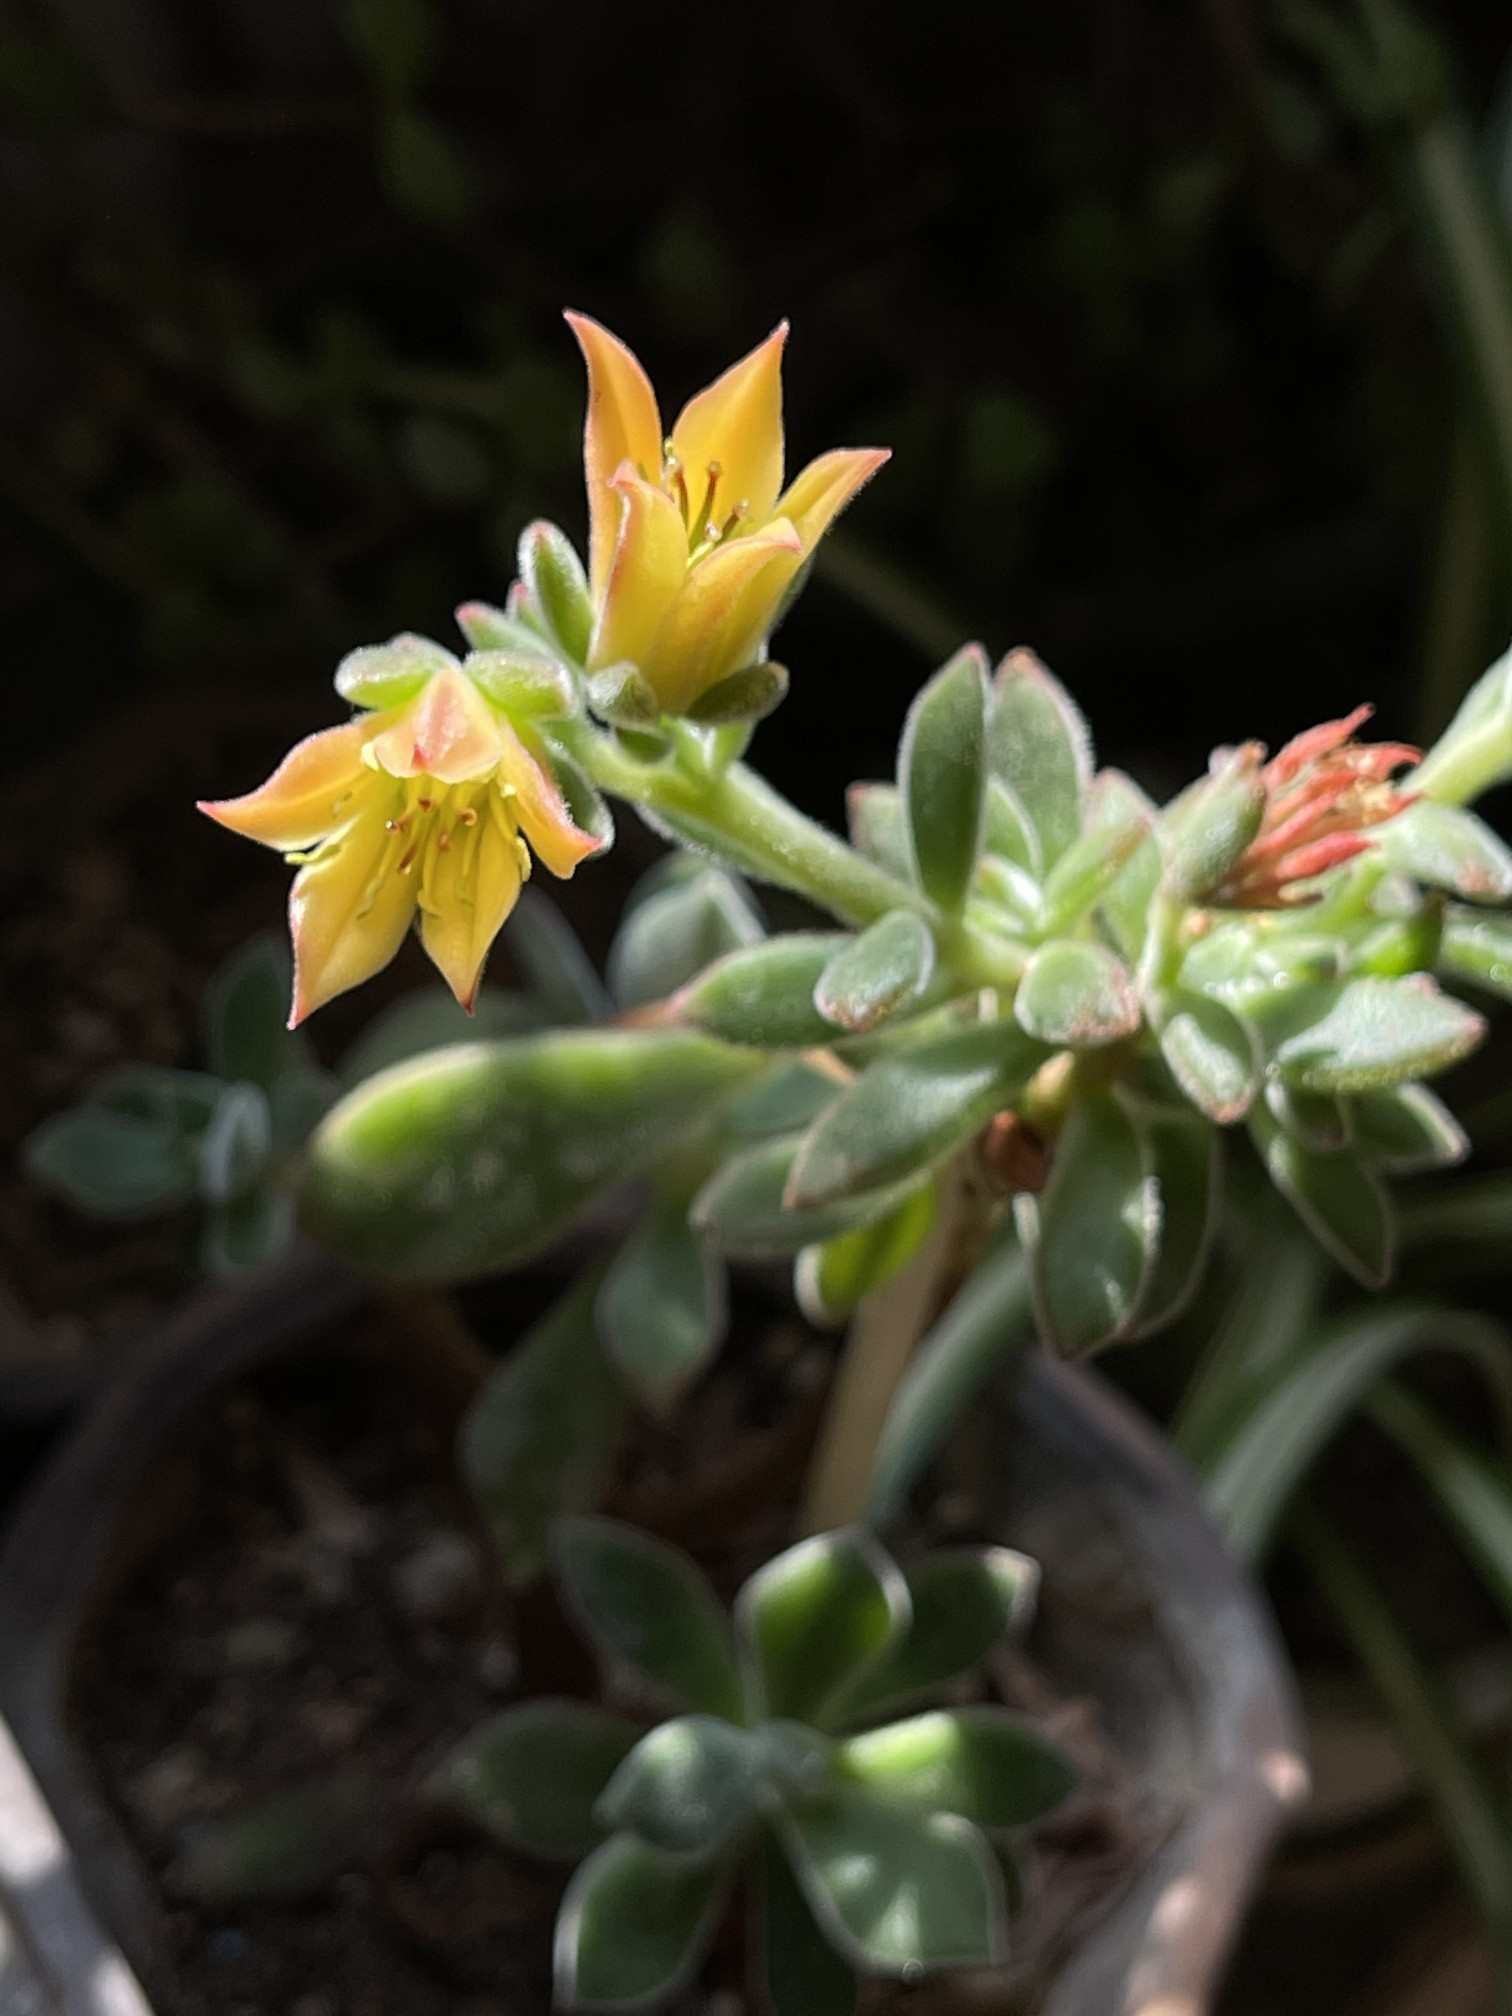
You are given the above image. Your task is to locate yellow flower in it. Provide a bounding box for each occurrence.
[567,313,889,714]
[199,660,603,1025]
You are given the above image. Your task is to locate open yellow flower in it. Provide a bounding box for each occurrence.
[568,313,889,714]
[199,661,603,1025]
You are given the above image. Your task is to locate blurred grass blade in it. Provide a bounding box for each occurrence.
[1369,1380,1512,1619]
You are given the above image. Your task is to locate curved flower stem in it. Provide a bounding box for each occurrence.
[577,728,1027,990]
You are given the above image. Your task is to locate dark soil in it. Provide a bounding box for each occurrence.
[72,1300,1149,2016]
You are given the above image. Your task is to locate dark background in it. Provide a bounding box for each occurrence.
[4,0,1512,1176]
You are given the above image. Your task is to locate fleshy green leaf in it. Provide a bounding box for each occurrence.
[900,644,989,911]
[737,1530,909,1726]
[597,1717,759,1857]
[779,1790,1007,1975]
[586,662,666,730]
[845,783,911,878]
[786,1021,1048,1209]
[838,1547,1039,1721]
[540,738,615,853]
[1161,753,1265,903]
[463,646,577,719]
[1438,903,1512,1000]
[1248,1100,1394,1290]
[518,519,592,661]
[433,1700,639,1861]
[301,1030,761,1279]
[1016,1093,1158,1355]
[814,913,935,1034]
[1035,776,1153,937]
[26,1104,199,1219]
[455,598,550,655]
[758,1828,858,2016]
[982,776,1041,875]
[333,631,451,709]
[1092,770,1162,962]
[1378,801,1512,902]
[338,985,544,1084]
[1349,1084,1467,1172]
[1264,1081,1351,1154]
[197,1083,272,1203]
[835,1707,1075,1828]
[724,1060,837,1140]
[986,648,1091,866]
[609,867,764,1011]
[1014,939,1138,1048]
[554,1517,742,1721]
[1158,992,1259,1123]
[1126,1096,1221,1339]
[460,1273,624,1587]
[678,933,845,1048]
[598,1200,726,1417]
[203,934,301,1092]
[795,1182,936,1328]
[507,887,611,1024]
[1274,976,1485,1093]
[690,1131,919,1257]
[173,1773,389,1904]
[687,660,789,726]
[555,1835,726,2012]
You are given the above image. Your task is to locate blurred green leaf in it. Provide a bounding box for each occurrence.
[838,1547,1038,1721]
[1379,802,1512,902]
[814,913,935,1035]
[1015,939,1138,1048]
[1249,1099,1394,1289]
[845,783,911,878]
[836,1707,1075,1828]
[434,1700,638,1861]
[203,934,302,1091]
[986,650,1091,867]
[796,1181,936,1328]
[1016,1094,1158,1355]
[691,1130,919,1257]
[1275,976,1484,1092]
[738,1530,908,1726]
[1127,1096,1222,1338]
[1351,1083,1467,1170]
[26,1105,198,1220]
[598,1200,726,1417]
[680,933,845,1047]
[759,1829,858,2016]
[598,1717,760,1857]
[900,645,988,912]
[1158,992,1259,1123]
[556,1835,726,2010]
[609,866,763,1011]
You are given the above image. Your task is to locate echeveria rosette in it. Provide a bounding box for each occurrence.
[199,637,605,1025]
[568,313,889,715]
[432,1518,1072,2014]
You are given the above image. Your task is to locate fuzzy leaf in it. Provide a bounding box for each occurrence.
[786,1021,1048,1209]
[1014,940,1138,1048]
[554,1518,743,1722]
[737,1530,909,1726]
[1250,1100,1394,1289]
[779,1791,1007,1975]
[463,647,577,719]
[1126,1096,1222,1339]
[982,776,1041,874]
[1162,756,1265,902]
[455,599,549,654]
[759,1830,858,2016]
[598,1717,760,1857]
[691,1131,919,1257]
[507,887,610,1023]
[338,986,544,1084]
[1035,778,1153,936]
[517,519,592,661]
[986,649,1091,866]
[900,645,989,911]
[334,631,451,708]
[1275,977,1485,1093]
[836,1707,1075,1828]
[845,783,911,878]
[1379,801,1512,903]
[838,1548,1039,1721]
[687,660,789,726]
[1158,993,1259,1123]
[599,1201,726,1417]
[814,913,935,1034]
[1093,771,1162,961]
[1016,1093,1158,1355]
[301,1029,760,1279]
[1264,1081,1351,1153]
[586,662,666,730]
[556,1836,726,2011]
[1438,904,1512,1000]
[724,1061,837,1140]
[609,868,764,1010]
[796,1182,936,1328]
[461,1273,624,1587]
[434,1700,639,1861]
[204,934,302,1092]
[26,1103,199,1220]
[1350,1084,1468,1172]
[679,933,846,1048]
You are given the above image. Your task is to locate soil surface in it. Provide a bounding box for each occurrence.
[72,1301,1149,2016]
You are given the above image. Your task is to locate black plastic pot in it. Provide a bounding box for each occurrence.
[0,1248,1305,2015]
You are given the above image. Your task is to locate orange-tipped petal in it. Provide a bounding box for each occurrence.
[589,461,688,673]
[496,721,605,879]
[649,519,805,713]
[288,807,417,1026]
[419,795,526,1012]
[367,664,502,784]
[197,717,373,852]
[669,321,788,533]
[566,311,665,601]
[775,446,891,552]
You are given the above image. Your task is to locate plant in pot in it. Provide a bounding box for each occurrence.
[8,312,1512,2015]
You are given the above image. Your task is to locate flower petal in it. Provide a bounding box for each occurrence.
[496,721,606,879]
[566,312,666,602]
[419,796,526,1011]
[775,446,891,552]
[649,519,804,713]
[368,664,503,784]
[669,322,788,533]
[198,717,374,851]
[589,462,688,674]
[288,796,417,1026]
